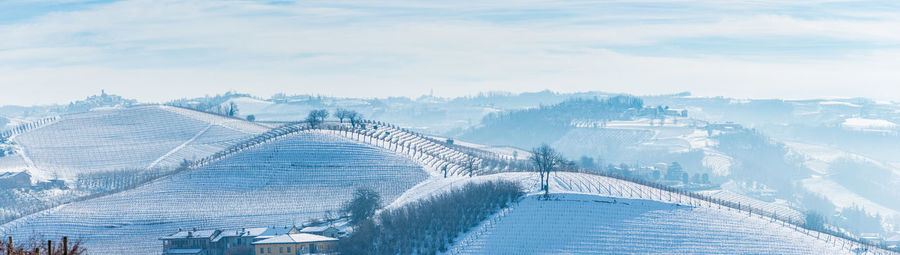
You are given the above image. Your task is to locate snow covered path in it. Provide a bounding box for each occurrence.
[146,123,212,170]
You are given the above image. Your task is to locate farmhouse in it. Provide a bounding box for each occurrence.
[160,228,221,255]
[210,227,298,254]
[300,221,352,238]
[160,226,342,255]
[252,233,338,254]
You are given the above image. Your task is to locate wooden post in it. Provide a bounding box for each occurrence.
[7,236,12,255]
[47,240,52,255]
[63,237,68,255]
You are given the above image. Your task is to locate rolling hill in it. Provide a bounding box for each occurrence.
[1,111,893,254]
[0,130,428,254]
[0,105,269,179]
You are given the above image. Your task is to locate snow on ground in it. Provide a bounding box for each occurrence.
[842,118,897,131]
[560,119,737,177]
[701,151,733,176]
[820,101,862,108]
[801,176,898,220]
[427,136,531,160]
[783,141,850,175]
[0,130,428,254]
[3,105,268,179]
[449,193,852,255]
[223,97,274,119]
[391,172,867,254]
[783,141,900,220]
[698,189,803,221]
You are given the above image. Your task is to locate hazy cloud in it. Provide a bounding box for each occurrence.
[0,0,898,105]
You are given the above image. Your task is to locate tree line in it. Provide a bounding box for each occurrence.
[339,181,524,254]
[306,108,364,128]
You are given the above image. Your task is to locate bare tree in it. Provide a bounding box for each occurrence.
[324,210,337,227]
[530,144,564,196]
[306,109,330,128]
[347,111,364,128]
[462,157,481,177]
[335,108,350,123]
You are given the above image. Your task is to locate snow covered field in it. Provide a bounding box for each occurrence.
[0,109,890,254]
[449,193,851,254]
[784,141,900,224]
[0,130,428,254]
[388,171,877,254]
[0,105,268,179]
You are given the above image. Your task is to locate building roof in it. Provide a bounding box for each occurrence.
[160,229,220,240]
[251,233,337,245]
[299,225,336,233]
[161,226,298,242]
[211,228,248,242]
[210,227,297,242]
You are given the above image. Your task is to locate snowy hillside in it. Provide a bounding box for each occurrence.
[385,171,883,254]
[0,105,269,179]
[784,141,900,229]
[450,193,850,254]
[0,130,428,254]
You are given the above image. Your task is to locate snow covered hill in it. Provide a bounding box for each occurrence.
[0,105,269,179]
[0,130,428,254]
[1,114,892,255]
[450,193,851,254]
[390,172,885,254]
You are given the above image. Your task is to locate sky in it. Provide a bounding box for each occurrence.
[1,0,899,106]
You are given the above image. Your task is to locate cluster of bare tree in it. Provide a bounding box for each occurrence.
[306,109,365,128]
[339,181,523,254]
[74,168,169,193]
[461,157,481,177]
[334,108,364,128]
[1,236,84,255]
[305,109,329,128]
[529,144,571,196]
[165,92,249,117]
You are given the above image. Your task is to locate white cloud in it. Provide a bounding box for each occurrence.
[0,0,898,105]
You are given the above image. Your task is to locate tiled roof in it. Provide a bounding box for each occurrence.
[251,233,337,245]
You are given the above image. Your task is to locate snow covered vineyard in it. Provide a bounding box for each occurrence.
[2,112,895,254]
[0,105,269,178]
[450,193,850,254]
[0,131,428,254]
[322,120,529,177]
[391,172,895,255]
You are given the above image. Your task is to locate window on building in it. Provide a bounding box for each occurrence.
[260,247,264,253]
[268,247,271,253]
[280,247,283,253]
[287,247,291,253]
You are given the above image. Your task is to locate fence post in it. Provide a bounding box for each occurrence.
[47,240,52,255]
[7,236,12,255]
[63,236,68,255]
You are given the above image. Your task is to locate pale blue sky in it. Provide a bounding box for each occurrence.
[1,0,899,105]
